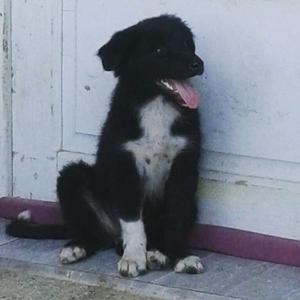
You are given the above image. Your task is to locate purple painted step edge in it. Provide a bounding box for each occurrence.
[0,197,63,224]
[189,224,300,267]
[1,196,300,267]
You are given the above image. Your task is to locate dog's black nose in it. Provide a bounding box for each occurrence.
[189,58,204,75]
[191,62,200,70]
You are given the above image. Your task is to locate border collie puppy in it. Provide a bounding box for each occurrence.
[7,15,204,277]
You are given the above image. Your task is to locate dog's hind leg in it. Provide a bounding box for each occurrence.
[59,223,115,265]
[59,228,114,264]
[57,161,118,264]
[59,239,101,264]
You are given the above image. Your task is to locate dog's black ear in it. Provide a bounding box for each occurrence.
[97,27,136,72]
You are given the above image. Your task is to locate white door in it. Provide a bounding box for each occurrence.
[8,0,300,239]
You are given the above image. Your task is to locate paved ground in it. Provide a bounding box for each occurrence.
[0,269,156,300]
[1,218,300,300]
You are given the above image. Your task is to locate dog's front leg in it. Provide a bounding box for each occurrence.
[118,219,146,277]
[112,152,147,277]
[163,150,204,274]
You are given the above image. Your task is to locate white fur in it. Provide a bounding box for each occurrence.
[118,219,147,277]
[174,255,205,273]
[146,250,169,270]
[59,246,87,264]
[17,210,32,221]
[125,96,187,198]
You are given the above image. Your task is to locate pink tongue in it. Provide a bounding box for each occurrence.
[171,80,199,109]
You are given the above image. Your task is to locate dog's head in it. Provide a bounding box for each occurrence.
[98,15,204,108]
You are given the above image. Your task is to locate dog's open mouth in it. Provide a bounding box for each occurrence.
[157,79,199,109]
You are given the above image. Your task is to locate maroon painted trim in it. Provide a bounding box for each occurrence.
[1,197,300,267]
[189,224,300,267]
[0,197,63,224]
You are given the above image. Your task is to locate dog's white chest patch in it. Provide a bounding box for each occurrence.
[125,96,187,197]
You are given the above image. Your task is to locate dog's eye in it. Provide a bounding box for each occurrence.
[153,47,166,56]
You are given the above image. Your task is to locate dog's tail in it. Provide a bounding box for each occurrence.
[6,210,71,239]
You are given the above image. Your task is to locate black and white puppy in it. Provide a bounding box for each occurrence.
[7,15,204,277]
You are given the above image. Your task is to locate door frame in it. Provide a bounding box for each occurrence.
[0,0,12,197]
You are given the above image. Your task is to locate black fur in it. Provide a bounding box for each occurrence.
[7,15,204,269]
[6,220,70,239]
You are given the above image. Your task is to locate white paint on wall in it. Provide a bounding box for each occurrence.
[0,0,12,197]
[3,0,300,238]
[58,0,300,239]
[11,0,62,201]
[62,0,300,185]
[198,179,300,240]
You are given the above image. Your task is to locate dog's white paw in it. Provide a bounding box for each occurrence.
[17,210,32,221]
[174,255,205,274]
[118,255,146,277]
[146,250,169,270]
[59,246,87,264]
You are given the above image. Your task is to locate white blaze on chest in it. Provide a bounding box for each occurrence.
[124,96,187,197]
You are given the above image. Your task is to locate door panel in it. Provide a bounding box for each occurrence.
[62,0,300,183]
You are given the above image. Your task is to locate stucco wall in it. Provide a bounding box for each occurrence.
[0,0,12,197]
[1,0,300,239]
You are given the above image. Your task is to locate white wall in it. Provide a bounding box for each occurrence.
[0,0,12,197]
[60,0,300,183]
[3,0,300,239]
[11,1,62,199]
